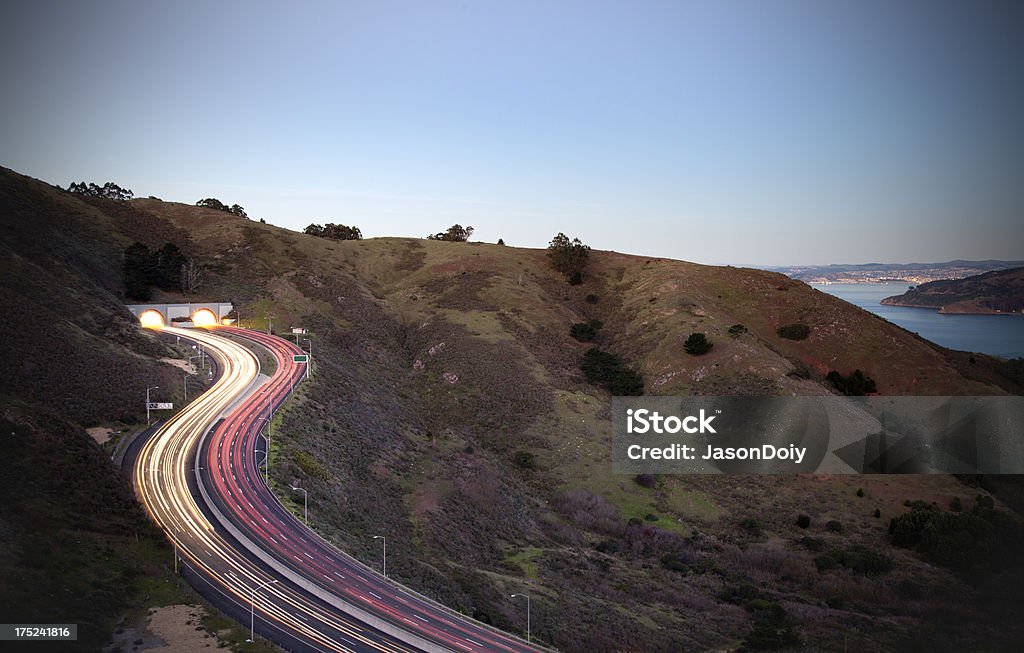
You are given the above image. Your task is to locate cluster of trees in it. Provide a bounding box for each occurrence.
[426,224,474,242]
[67,181,134,201]
[580,347,644,395]
[304,223,363,240]
[123,242,202,300]
[196,198,248,219]
[570,319,603,342]
[776,323,811,340]
[547,232,590,284]
[826,369,877,395]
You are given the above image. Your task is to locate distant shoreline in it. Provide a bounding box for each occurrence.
[879,297,1023,315]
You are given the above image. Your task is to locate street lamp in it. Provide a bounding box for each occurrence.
[146,385,159,426]
[290,485,308,524]
[511,593,531,643]
[373,535,386,578]
[256,416,271,474]
[246,578,279,643]
[303,338,312,379]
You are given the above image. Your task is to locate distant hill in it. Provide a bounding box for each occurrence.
[881,267,1024,314]
[3,166,1024,651]
[772,260,1024,284]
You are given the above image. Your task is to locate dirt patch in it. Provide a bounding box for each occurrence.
[108,604,221,653]
[86,426,112,444]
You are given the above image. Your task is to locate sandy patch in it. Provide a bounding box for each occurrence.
[160,358,195,373]
[87,427,113,445]
[140,604,222,652]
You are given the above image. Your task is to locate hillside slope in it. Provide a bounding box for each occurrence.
[2,166,1022,651]
[881,267,1024,314]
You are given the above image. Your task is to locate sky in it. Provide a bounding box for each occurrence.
[1,0,1022,266]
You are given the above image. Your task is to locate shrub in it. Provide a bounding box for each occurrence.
[951,496,963,512]
[739,518,761,536]
[776,323,810,340]
[799,536,824,552]
[874,508,881,518]
[740,601,800,651]
[634,474,657,489]
[796,514,811,529]
[644,513,659,522]
[512,451,536,470]
[585,293,599,304]
[827,369,877,396]
[727,324,748,337]
[547,233,590,283]
[856,487,864,497]
[497,238,505,246]
[826,520,843,533]
[661,553,689,572]
[570,322,598,342]
[580,348,644,396]
[683,332,713,356]
[816,545,892,576]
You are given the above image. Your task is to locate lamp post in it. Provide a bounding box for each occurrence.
[257,416,270,475]
[303,338,312,379]
[146,385,159,426]
[373,535,386,578]
[511,593,531,643]
[246,578,279,643]
[290,485,308,524]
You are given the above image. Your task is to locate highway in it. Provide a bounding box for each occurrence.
[133,325,543,652]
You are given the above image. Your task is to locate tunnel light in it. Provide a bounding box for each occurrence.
[139,309,165,328]
[192,308,218,327]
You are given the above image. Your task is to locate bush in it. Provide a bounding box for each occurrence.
[740,600,800,651]
[727,324,748,337]
[739,518,761,536]
[815,545,892,576]
[796,514,811,529]
[585,294,599,304]
[580,348,644,396]
[826,520,844,533]
[856,487,864,497]
[776,323,810,340]
[874,508,881,518]
[827,369,877,396]
[547,233,590,283]
[683,332,713,356]
[512,451,536,470]
[634,474,657,489]
[570,322,598,342]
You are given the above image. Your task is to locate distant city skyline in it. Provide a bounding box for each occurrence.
[2,1,1022,266]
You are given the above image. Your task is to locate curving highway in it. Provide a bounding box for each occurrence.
[133,325,543,652]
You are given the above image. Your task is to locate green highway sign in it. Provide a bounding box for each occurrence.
[293,354,309,363]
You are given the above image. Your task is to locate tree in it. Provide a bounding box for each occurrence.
[123,243,155,300]
[827,369,877,396]
[154,242,186,290]
[304,223,325,237]
[547,233,590,283]
[68,181,133,201]
[684,332,713,355]
[196,198,229,212]
[229,204,248,219]
[321,223,362,240]
[180,259,203,295]
[427,224,474,242]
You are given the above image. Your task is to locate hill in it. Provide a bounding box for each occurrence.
[2,166,1023,651]
[881,267,1024,314]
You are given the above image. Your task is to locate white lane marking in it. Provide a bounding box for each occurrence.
[414,615,429,622]
[304,552,314,559]
[368,591,382,600]
[467,638,483,647]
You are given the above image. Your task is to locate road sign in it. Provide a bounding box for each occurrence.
[147,402,174,410]
[293,355,309,363]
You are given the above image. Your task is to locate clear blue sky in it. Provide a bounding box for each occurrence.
[2,0,1021,265]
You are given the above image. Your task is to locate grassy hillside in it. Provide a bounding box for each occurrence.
[2,166,1022,651]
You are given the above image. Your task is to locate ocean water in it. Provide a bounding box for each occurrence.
[810,283,1024,359]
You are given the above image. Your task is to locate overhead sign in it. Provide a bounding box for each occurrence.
[147,402,174,410]
[292,327,308,334]
[293,355,309,363]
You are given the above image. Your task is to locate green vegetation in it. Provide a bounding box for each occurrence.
[683,332,713,355]
[546,232,590,284]
[196,197,248,218]
[426,224,474,241]
[740,600,800,651]
[889,500,1024,573]
[827,369,877,395]
[304,223,363,240]
[727,323,748,336]
[580,347,644,395]
[775,323,810,340]
[815,544,891,576]
[122,241,201,300]
[796,514,811,529]
[68,180,134,200]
